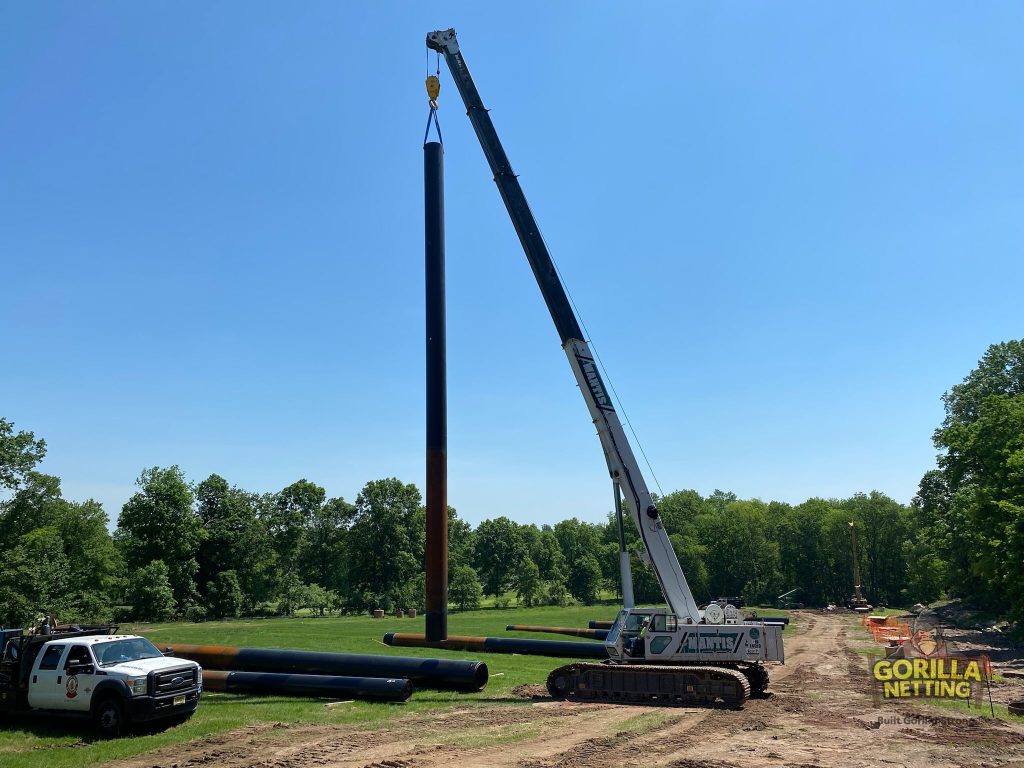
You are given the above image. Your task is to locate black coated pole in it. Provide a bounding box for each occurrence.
[162,644,488,690]
[424,140,448,642]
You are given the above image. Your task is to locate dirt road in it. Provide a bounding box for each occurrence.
[108,613,1024,768]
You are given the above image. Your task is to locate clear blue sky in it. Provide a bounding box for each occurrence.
[3,3,1021,528]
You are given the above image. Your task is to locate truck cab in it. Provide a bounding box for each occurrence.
[1,629,202,737]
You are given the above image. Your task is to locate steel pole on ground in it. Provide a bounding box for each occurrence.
[161,644,487,691]
[202,670,412,702]
[424,140,448,642]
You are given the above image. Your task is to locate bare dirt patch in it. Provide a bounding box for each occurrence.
[104,612,1024,768]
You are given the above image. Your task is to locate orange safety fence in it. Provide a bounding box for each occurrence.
[867,622,911,643]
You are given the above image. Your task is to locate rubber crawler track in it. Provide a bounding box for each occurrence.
[546,663,752,708]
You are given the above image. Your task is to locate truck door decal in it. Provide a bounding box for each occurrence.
[66,676,78,699]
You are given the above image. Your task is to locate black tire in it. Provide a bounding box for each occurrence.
[93,697,127,738]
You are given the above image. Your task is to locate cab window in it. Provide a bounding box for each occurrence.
[65,645,92,669]
[651,615,678,633]
[649,636,672,654]
[624,614,647,633]
[38,645,65,670]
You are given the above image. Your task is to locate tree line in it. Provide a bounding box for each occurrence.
[1,339,1020,625]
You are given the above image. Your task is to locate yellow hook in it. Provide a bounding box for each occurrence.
[426,74,440,106]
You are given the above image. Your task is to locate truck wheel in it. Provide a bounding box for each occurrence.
[93,697,126,738]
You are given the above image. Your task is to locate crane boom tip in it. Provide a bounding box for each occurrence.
[426,29,458,54]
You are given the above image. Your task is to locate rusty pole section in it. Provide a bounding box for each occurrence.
[383,632,608,659]
[424,139,448,642]
[506,624,609,640]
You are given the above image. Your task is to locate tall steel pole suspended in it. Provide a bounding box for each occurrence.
[424,73,448,641]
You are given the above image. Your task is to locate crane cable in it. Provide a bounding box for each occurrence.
[549,255,667,499]
[423,52,443,145]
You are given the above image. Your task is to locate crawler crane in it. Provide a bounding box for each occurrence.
[427,28,784,707]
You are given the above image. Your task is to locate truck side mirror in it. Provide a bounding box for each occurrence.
[66,663,94,675]
[163,647,174,657]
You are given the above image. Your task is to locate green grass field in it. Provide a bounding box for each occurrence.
[0,604,793,768]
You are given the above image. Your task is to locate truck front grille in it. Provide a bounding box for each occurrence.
[151,666,197,695]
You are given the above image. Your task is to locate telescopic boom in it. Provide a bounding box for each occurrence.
[426,28,701,623]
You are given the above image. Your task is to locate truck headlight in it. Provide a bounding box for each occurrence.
[126,678,147,696]
[197,668,202,687]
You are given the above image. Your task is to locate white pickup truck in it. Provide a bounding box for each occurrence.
[0,625,202,737]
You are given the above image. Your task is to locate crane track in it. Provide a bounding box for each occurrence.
[546,662,752,709]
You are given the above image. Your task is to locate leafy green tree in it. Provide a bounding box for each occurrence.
[776,499,830,605]
[939,393,1024,617]
[0,472,121,624]
[268,479,326,578]
[299,495,354,595]
[839,492,910,606]
[0,418,46,491]
[449,564,483,611]
[694,499,780,603]
[940,340,1024,430]
[196,475,275,611]
[126,561,177,622]
[346,478,424,611]
[707,489,737,513]
[530,526,568,584]
[513,559,542,607]
[116,466,203,610]
[654,490,710,599]
[819,505,861,604]
[570,554,602,604]
[448,507,476,571]
[901,519,947,605]
[278,572,308,616]
[917,339,1024,619]
[543,579,571,607]
[301,583,339,616]
[0,527,71,626]
[554,518,605,602]
[474,517,528,596]
[206,570,243,619]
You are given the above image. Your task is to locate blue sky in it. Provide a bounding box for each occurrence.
[2,3,1021,528]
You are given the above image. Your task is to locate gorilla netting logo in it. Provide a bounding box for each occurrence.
[867,611,991,705]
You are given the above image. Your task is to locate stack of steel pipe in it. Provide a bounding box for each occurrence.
[505,624,608,640]
[162,644,488,695]
[383,633,607,659]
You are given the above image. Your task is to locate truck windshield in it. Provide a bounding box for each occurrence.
[95,638,163,666]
